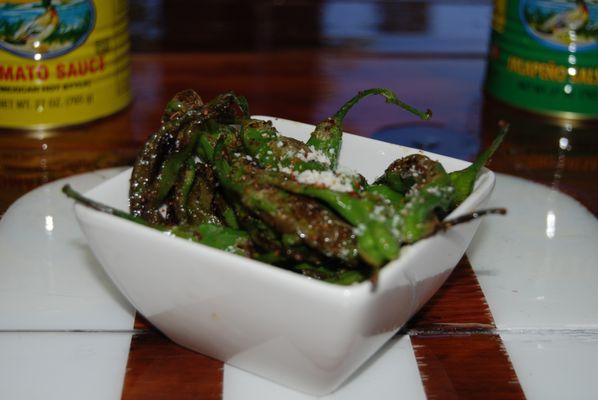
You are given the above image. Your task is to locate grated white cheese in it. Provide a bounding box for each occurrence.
[336,165,360,178]
[371,205,386,221]
[294,170,354,192]
[308,148,332,165]
[408,164,420,177]
[282,146,332,166]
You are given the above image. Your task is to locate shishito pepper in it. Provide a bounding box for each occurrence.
[109,89,507,286]
[307,88,432,169]
[184,161,222,226]
[240,118,334,173]
[395,158,454,243]
[62,185,254,257]
[129,91,249,222]
[212,132,361,266]
[241,88,431,174]
[294,263,368,286]
[255,169,401,283]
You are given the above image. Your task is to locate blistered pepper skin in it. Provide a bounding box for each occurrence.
[83,89,506,286]
[213,133,361,266]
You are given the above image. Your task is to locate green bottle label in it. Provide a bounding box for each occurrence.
[486,0,598,118]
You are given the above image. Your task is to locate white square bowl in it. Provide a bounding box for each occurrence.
[74,116,495,395]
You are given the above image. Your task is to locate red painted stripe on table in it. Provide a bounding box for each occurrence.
[411,335,525,400]
[121,331,223,400]
[407,256,495,331]
[408,257,525,399]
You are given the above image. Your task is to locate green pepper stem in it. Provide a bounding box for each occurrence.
[469,120,509,173]
[448,120,510,207]
[440,208,507,231]
[335,88,432,122]
[62,184,148,225]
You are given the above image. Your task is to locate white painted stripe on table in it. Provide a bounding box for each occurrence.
[500,331,598,400]
[0,332,132,400]
[0,168,135,331]
[467,173,598,399]
[468,173,598,329]
[223,335,426,400]
[0,170,136,400]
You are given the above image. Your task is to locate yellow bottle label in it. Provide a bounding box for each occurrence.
[492,0,507,33]
[0,0,131,129]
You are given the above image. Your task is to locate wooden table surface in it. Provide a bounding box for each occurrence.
[1,1,597,399]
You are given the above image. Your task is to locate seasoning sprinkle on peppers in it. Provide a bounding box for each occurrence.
[64,88,507,286]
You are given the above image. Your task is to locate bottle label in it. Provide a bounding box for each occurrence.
[0,0,131,128]
[486,0,598,118]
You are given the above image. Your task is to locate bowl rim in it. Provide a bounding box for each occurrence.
[76,115,495,301]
